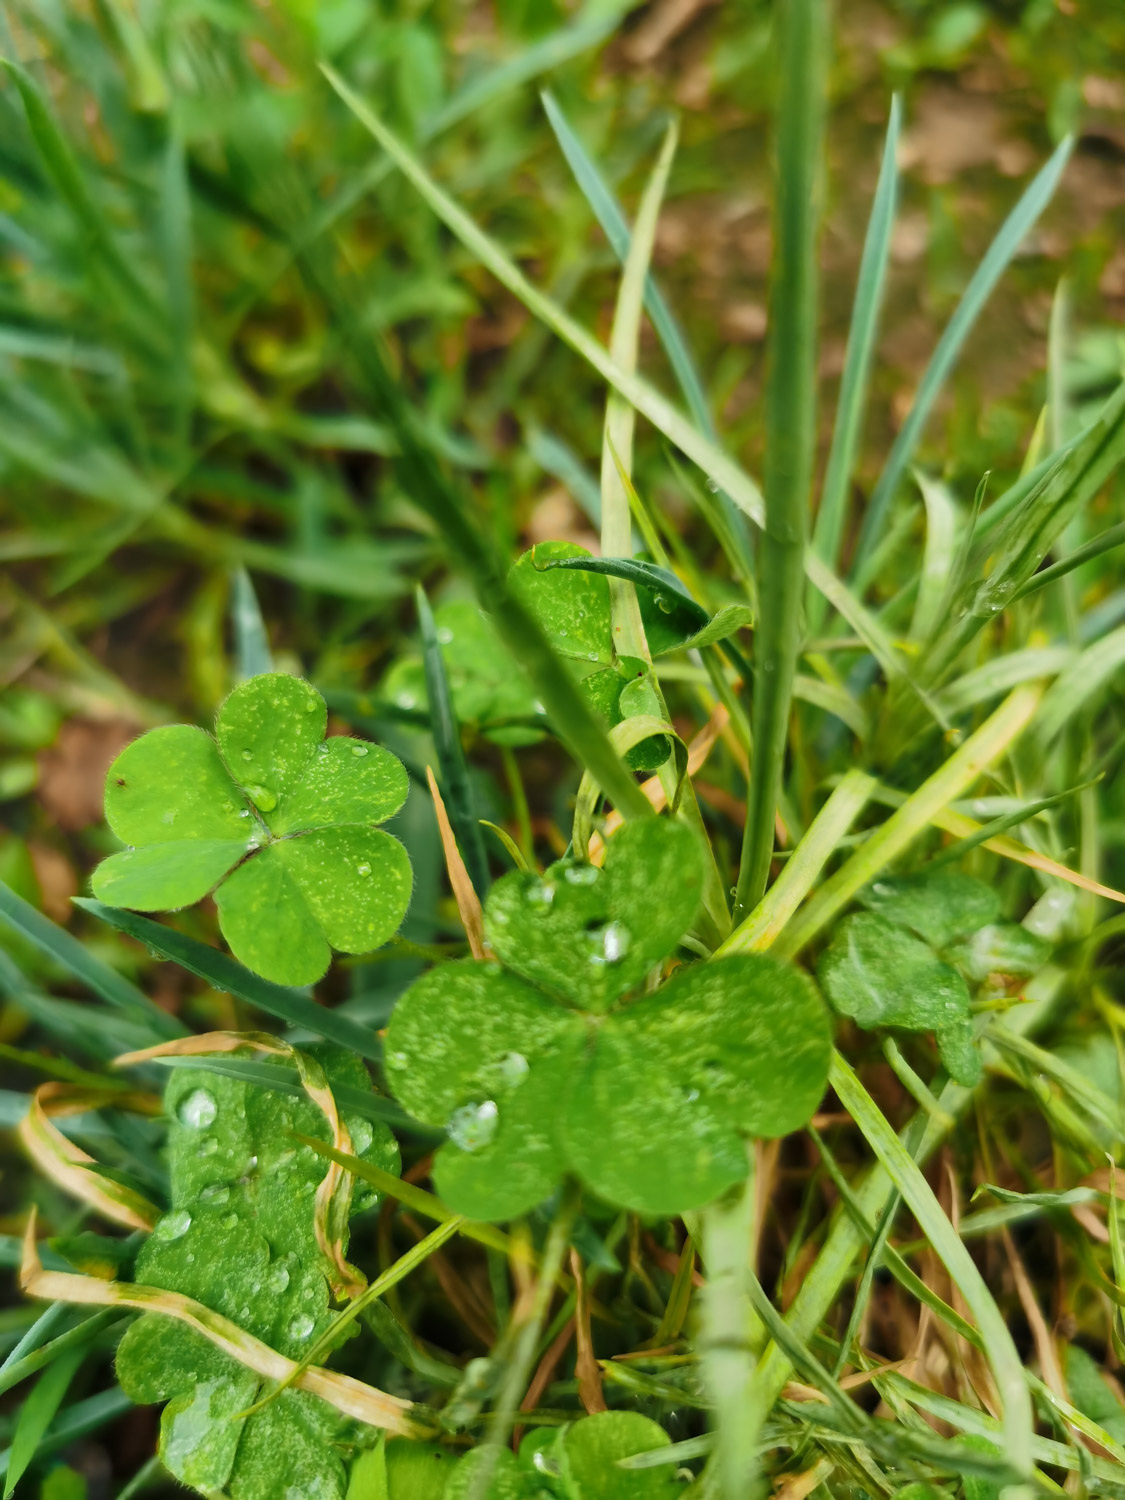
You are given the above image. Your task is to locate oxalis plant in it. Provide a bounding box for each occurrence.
[7,0,1125,1498]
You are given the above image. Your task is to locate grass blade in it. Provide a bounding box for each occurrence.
[0,882,183,1041]
[830,1054,1034,1472]
[417,587,490,897]
[3,1346,85,1498]
[74,900,382,1061]
[852,135,1074,574]
[810,95,900,614]
[230,566,274,680]
[734,0,828,920]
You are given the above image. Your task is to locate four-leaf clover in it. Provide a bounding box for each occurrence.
[385,818,832,1221]
[91,674,412,986]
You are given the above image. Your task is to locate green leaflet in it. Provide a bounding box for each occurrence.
[385,820,831,1219]
[117,1053,401,1500]
[382,599,544,748]
[858,870,1001,948]
[817,913,978,1085]
[818,870,1052,1085]
[91,673,412,986]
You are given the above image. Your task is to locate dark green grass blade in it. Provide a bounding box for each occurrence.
[3,1347,85,1498]
[851,135,1074,575]
[74,900,382,1062]
[733,0,827,921]
[417,586,490,897]
[0,882,183,1040]
[0,1389,133,1483]
[1011,520,1125,602]
[810,95,900,617]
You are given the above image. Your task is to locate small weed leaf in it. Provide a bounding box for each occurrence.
[817,913,979,1085]
[438,1413,679,1497]
[385,819,831,1219]
[91,673,412,986]
[117,1052,401,1499]
[944,922,1051,982]
[382,600,544,747]
[859,870,1002,948]
[509,543,671,771]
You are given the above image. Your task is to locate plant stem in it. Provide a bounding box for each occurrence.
[733,0,828,922]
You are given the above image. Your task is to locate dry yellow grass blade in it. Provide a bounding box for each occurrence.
[427,764,487,958]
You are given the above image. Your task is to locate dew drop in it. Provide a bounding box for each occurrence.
[155,1208,191,1241]
[238,809,250,819]
[705,478,720,493]
[498,1051,529,1087]
[241,749,252,761]
[348,1118,374,1154]
[356,863,371,877]
[396,692,417,709]
[448,1099,499,1152]
[564,864,599,887]
[222,1213,239,1230]
[587,920,631,966]
[525,881,555,908]
[656,594,675,614]
[246,784,278,812]
[199,1184,230,1206]
[288,1313,315,1341]
[198,1136,219,1158]
[179,1089,217,1129]
[162,809,177,825]
[267,1261,291,1294]
[437,627,454,645]
[304,698,317,713]
[351,744,369,757]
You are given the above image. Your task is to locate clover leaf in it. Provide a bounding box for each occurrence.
[385,818,832,1220]
[821,869,1053,1087]
[117,1051,401,1500]
[91,673,412,986]
[442,1412,680,1498]
[382,600,543,747]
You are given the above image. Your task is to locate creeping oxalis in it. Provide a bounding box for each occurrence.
[818,869,1051,1084]
[91,673,412,986]
[115,1051,402,1500]
[385,818,833,1221]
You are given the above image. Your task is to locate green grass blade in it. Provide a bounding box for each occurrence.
[0,1312,120,1401]
[908,471,958,645]
[417,585,490,897]
[734,0,828,920]
[1011,519,1125,602]
[810,95,900,614]
[852,135,1074,574]
[777,684,1041,956]
[1032,623,1125,749]
[541,89,752,572]
[0,882,182,1040]
[830,1054,1034,1471]
[602,120,679,661]
[0,1389,133,1483]
[230,566,274,680]
[74,899,382,1061]
[3,1347,85,1498]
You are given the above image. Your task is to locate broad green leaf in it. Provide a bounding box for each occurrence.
[484,818,704,1012]
[581,662,671,774]
[565,1023,748,1215]
[270,739,408,834]
[859,870,1002,948]
[1064,1347,1125,1446]
[566,956,831,1214]
[818,913,979,1085]
[91,839,250,910]
[945,923,1051,982]
[104,725,253,844]
[559,1411,680,1498]
[215,852,331,988]
[92,674,412,985]
[443,1445,536,1498]
[509,542,612,666]
[215,674,327,811]
[118,1055,399,1499]
[433,1045,576,1222]
[384,960,581,1124]
[275,829,413,953]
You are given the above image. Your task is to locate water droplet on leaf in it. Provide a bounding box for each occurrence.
[525,881,555,908]
[356,863,371,877]
[245,784,277,812]
[351,744,369,757]
[267,1261,291,1293]
[448,1099,499,1152]
[179,1089,217,1129]
[155,1209,192,1241]
[288,1313,315,1340]
[564,864,599,886]
[587,920,631,965]
[199,1136,218,1157]
[199,1184,230,1206]
[241,749,253,761]
[498,1051,529,1086]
